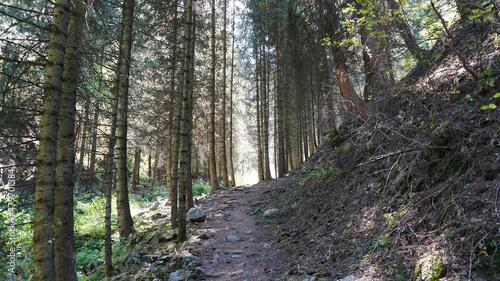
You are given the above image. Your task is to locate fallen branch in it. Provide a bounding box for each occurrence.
[356,146,448,167]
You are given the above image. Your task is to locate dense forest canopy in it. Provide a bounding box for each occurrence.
[1,0,500,279]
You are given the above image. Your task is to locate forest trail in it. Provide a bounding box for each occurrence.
[190,177,296,280]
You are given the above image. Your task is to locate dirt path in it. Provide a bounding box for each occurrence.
[191,178,295,281]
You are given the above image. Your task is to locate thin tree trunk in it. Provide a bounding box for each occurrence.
[386,0,425,60]
[261,37,272,180]
[186,11,196,211]
[115,0,135,238]
[88,101,99,188]
[167,0,179,208]
[33,0,70,279]
[276,37,285,178]
[131,147,140,191]
[53,0,85,279]
[148,148,152,185]
[77,99,89,191]
[103,3,124,271]
[255,43,264,182]
[220,0,229,187]
[209,0,219,191]
[228,10,236,186]
[178,0,193,242]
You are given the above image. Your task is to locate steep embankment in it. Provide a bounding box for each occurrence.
[268,20,500,280]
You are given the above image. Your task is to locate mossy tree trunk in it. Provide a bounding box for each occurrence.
[115,0,135,238]
[33,0,70,279]
[54,1,86,279]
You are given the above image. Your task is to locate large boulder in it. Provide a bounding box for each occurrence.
[177,251,202,269]
[263,208,280,219]
[186,207,207,222]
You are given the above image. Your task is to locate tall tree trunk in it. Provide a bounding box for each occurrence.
[186,11,196,211]
[53,0,85,279]
[115,0,135,238]
[220,0,229,187]
[131,147,140,191]
[77,99,89,191]
[255,44,264,182]
[209,0,219,191]
[33,0,70,279]
[167,0,179,215]
[178,0,193,242]
[148,148,152,185]
[356,1,391,101]
[276,37,286,178]
[261,37,272,180]
[386,0,424,60]
[229,10,236,186]
[88,101,99,188]
[103,85,119,276]
[103,3,124,271]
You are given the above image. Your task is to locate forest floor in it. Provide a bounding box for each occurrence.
[190,178,296,281]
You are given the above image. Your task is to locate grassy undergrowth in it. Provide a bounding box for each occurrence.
[0,180,212,280]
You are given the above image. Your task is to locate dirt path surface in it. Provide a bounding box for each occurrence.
[191,178,295,281]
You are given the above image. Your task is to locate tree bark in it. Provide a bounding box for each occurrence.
[115,0,135,238]
[386,0,425,60]
[33,0,70,279]
[262,38,272,180]
[255,43,264,182]
[131,147,140,191]
[209,0,220,191]
[178,0,193,242]
[220,0,229,187]
[229,9,236,186]
[77,99,89,191]
[53,0,85,279]
[186,11,196,211]
[88,101,99,188]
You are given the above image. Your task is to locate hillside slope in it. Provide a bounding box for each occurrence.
[270,19,500,281]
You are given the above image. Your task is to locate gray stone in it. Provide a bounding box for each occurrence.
[211,253,220,265]
[141,254,159,262]
[237,262,246,267]
[160,255,172,262]
[208,272,225,278]
[123,250,139,264]
[348,264,359,272]
[263,243,271,249]
[263,208,280,218]
[177,251,202,269]
[223,212,231,218]
[338,277,355,281]
[251,201,265,206]
[199,233,210,240]
[83,261,101,275]
[232,255,242,258]
[149,201,160,210]
[168,271,185,281]
[233,250,244,254]
[226,234,241,242]
[230,270,244,276]
[226,257,233,263]
[148,266,157,272]
[192,267,206,279]
[187,207,207,222]
[257,255,267,262]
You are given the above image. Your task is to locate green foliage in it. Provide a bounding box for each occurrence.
[298,162,337,188]
[192,180,211,196]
